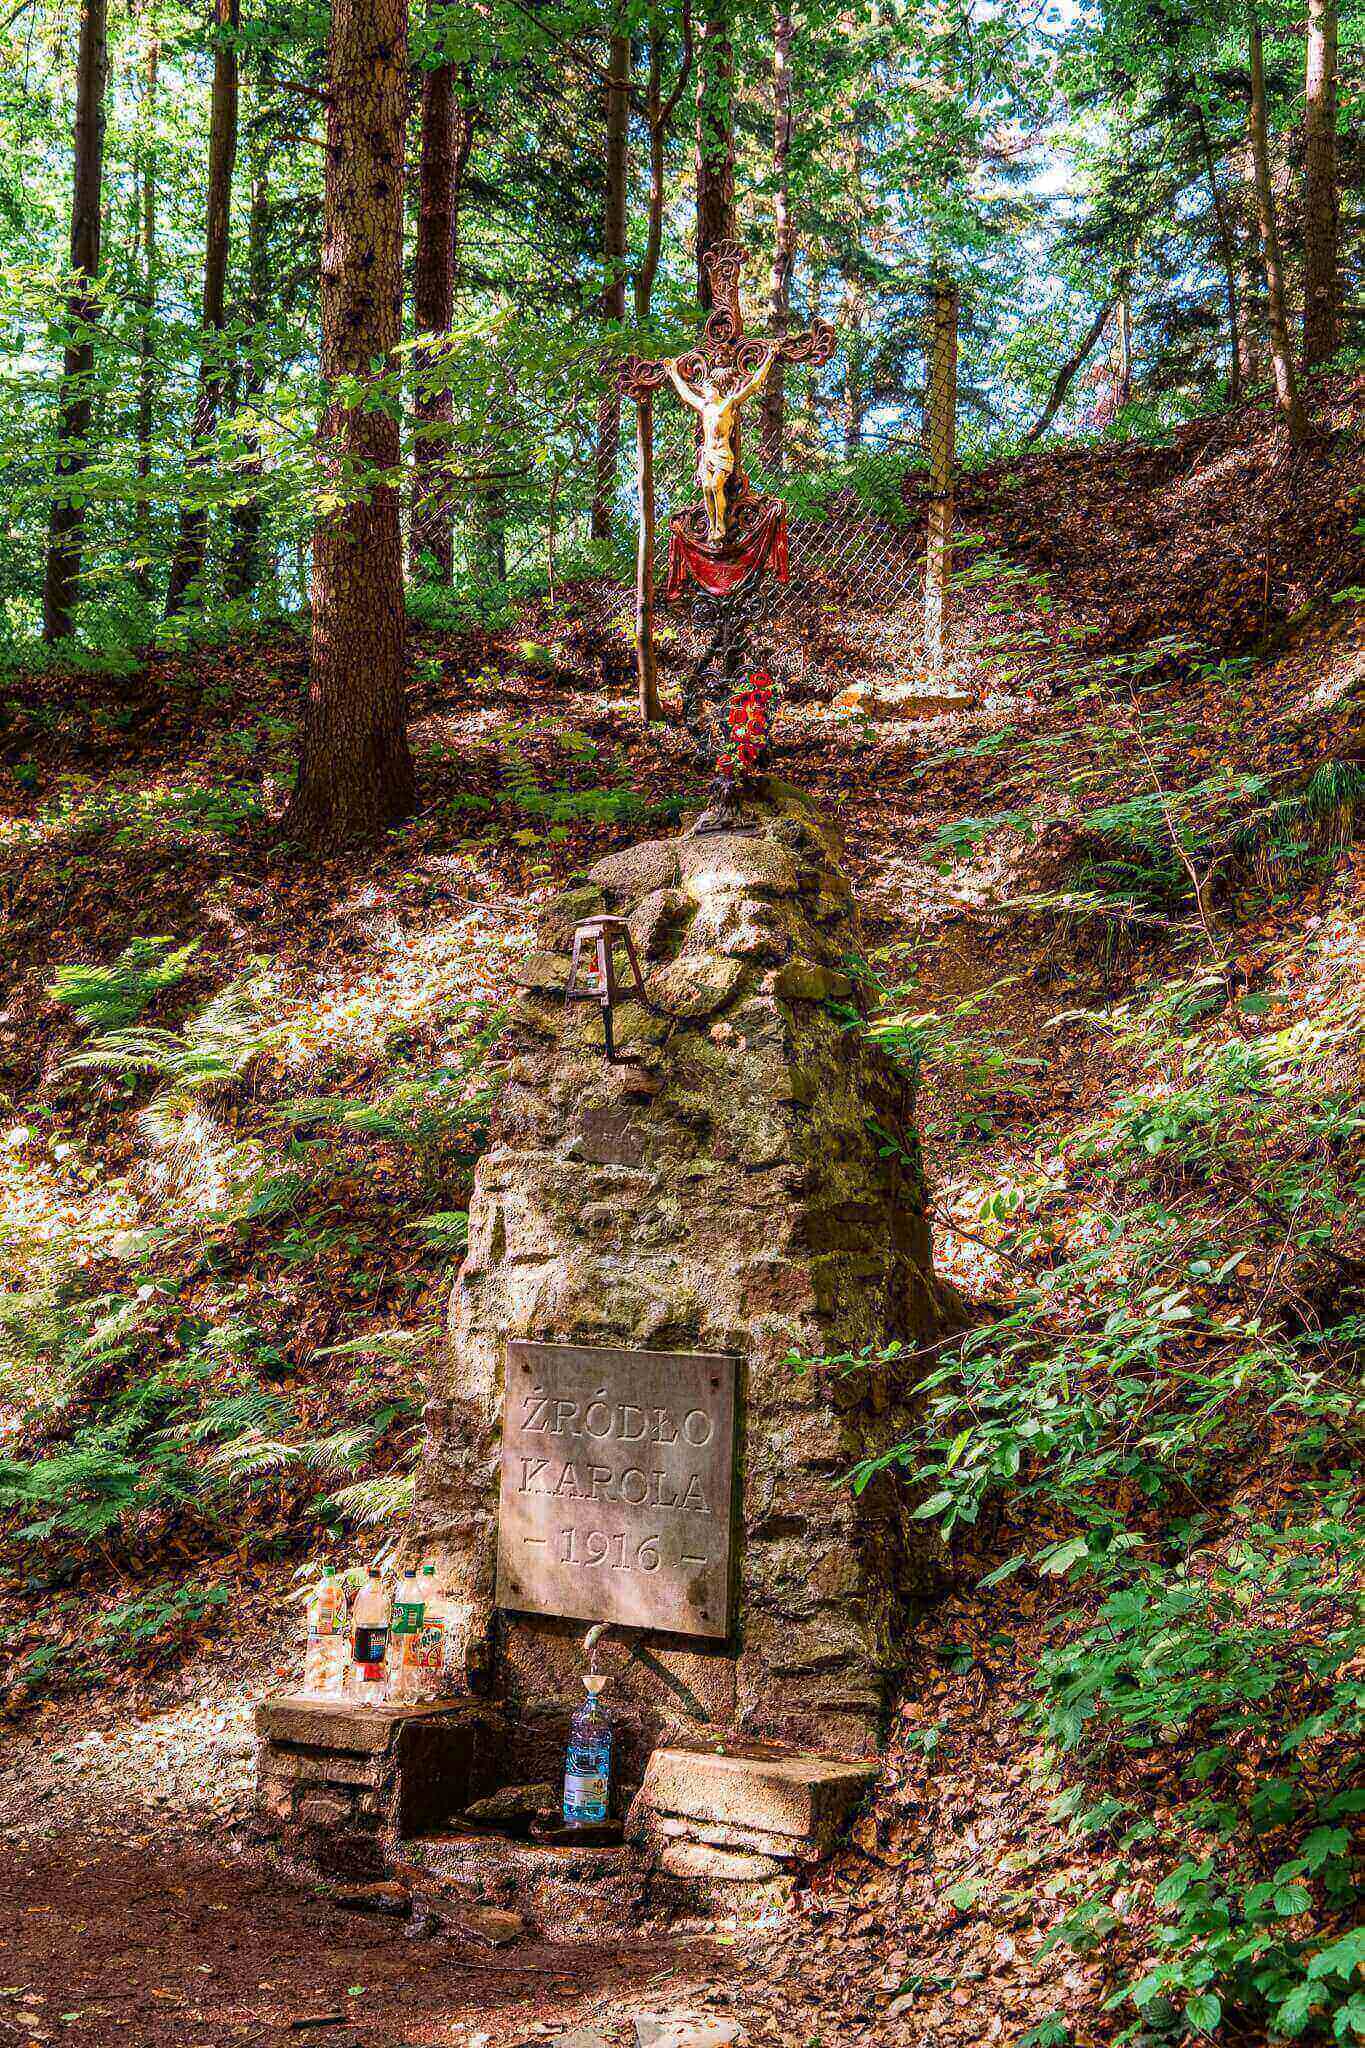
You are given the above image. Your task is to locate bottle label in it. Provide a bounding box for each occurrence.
[413,1623,444,1673]
[353,1624,388,1673]
[564,1772,608,1820]
[391,1599,425,1636]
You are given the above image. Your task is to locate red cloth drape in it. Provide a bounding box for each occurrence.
[665,500,789,600]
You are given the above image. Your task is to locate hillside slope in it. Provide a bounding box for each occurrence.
[0,379,1361,2046]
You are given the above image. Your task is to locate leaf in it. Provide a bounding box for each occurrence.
[1185,1992,1221,2035]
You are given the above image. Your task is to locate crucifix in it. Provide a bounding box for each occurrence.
[619,240,835,549]
[615,240,835,757]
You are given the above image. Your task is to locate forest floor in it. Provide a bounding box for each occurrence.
[0,370,1361,2047]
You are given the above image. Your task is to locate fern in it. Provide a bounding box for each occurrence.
[63,980,270,1104]
[48,937,197,1033]
[323,1472,417,1526]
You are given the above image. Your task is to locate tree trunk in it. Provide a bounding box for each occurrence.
[1195,103,1242,404]
[637,12,692,321]
[42,0,109,643]
[758,1,794,468]
[1302,0,1340,367]
[285,0,414,849]
[164,0,239,617]
[1247,9,1309,443]
[225,56,272,602]
[133,21,158,598]
[409,24,459,580]
[844,317,864,453]
[1235,144,1266,386]
[591,26,630,542]
[695,0,735,305]
[1025,294,1115,443]
[923,277,957,673]
[1115,295,1133,407]
[635,395,661,721]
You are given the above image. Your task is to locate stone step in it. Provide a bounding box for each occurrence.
[628,1744,876,1862]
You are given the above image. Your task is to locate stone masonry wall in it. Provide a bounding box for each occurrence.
[411,781,945,1765]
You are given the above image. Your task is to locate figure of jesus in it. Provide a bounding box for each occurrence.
[665,345,780,542]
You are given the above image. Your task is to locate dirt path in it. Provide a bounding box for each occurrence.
[0,1836,731,2048]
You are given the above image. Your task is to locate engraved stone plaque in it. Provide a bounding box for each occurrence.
[496,1341,737,1639]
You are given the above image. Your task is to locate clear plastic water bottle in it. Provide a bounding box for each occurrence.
[387,1563,426,1704]
[302,1566,348,1697]
[563,1674,612,1826]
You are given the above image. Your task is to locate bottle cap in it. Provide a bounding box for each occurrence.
[421,1563,435,1575]
[583,1674,607,1697]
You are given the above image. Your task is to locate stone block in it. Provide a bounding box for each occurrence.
[659,1840,786,1882]
[634,1746,875,1853]
[676,837,799,899]
[297,1790,354,1829]
[634,2018,743,2048]
[256,1698,403,1754]
[589,841,680,899]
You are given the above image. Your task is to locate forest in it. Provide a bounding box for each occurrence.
[0,0,1362,2038]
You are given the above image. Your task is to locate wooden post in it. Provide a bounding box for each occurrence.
[635,393,662,722]
[923,276,958,673]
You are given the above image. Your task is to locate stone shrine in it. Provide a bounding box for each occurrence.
[258,782,949,1903]
[412,781,945,1764]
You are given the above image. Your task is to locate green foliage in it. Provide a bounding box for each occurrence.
[828,951,1365,2042]
[48,937,198,1033]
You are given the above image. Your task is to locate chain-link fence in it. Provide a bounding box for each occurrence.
[406,317,952,699]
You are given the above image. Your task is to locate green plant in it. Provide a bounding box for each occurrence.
[48,937,198,1032]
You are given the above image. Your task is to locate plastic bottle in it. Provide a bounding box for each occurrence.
[349,1568,391,1699]
[562,1674,613,1826]
[387,1563,427,1705]
[409,1564,447,1702]
[302,1565,348,1697]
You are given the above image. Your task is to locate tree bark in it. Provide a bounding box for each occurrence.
[410,21,460,580]
[635,394,662,721]
[1115,294,1133,408]
[636,10,692,320]
[1025,294,1116,443]
[1195,102,1242,404]
[225,56,272,602]
[758,1,794,468]
[695,0,735,305]
[285,0,415,848]
[164,0,240,616]
[1302,0,1340,367]
[1247,9,1309,443]
[133,20,158,598]
[591,26,630,542]
[42,0,109,643]
[923,276,957,673]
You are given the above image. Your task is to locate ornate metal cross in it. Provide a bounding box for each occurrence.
[619,239,835,408]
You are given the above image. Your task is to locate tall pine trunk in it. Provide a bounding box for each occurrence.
[1247,10,1309,444]
[1302,0,1340,367]
[591,27,630,541]
[42,0,109,643]
[695,0,735,305]
[923,276,958,673]
[225,57,272,602]
[758,1,794,467]
[133,21,158,597]
[409,21,463,581]
[164,0,239,616]
[285,0,415,848]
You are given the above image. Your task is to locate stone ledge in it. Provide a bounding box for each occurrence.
[256,1696,480,1754]
[628,1745,875,1867]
